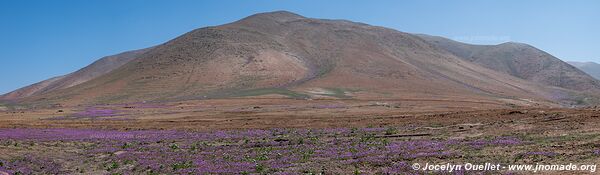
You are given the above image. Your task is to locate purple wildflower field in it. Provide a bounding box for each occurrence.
[47,103,172,120]
[48,107,122,120]
[0,127,597,174]
[0,127,538,174]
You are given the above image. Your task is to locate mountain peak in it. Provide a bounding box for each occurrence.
[262,10,304,17]
[498,41,528,46]
[241,10,306,23]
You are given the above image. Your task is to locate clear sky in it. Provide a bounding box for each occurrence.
[1,0,599,94]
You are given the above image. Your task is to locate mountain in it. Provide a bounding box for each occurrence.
[568,61,600,80]
[417,34,600,92]
[0,48,150,100]
[2,11,599,106]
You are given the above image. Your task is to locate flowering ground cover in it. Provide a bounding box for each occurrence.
[1,105,599,174]
[0,126,597,174]
[47,107,123,120]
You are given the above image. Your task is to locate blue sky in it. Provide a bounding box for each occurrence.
[1,0,599,94]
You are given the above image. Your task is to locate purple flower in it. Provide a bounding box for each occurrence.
[77,107,118,117]
[0,127,534,174]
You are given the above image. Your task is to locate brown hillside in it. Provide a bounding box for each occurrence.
[0,48,150,101]
[417,34,600,92]
[5,11,598,107]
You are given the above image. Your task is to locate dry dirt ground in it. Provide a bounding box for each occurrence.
[0,97,545,130]
[0,97,599,174]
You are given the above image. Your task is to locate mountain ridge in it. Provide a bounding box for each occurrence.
[0,48,151,101]
[417,34,600,92]
[568,61,600,80]
[3,11,599,107]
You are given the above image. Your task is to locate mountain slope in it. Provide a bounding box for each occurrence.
[568,61,600,80]
[417,34,600,93]
[0,48,150,101]
[4,11,599,107]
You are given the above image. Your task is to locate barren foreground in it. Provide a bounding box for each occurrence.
[0,98,599,174]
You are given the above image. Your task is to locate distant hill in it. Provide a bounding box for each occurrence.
[0,48,150,100]
[567,61,600,80]
[2,11,599,107]
[417,34,600,92]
